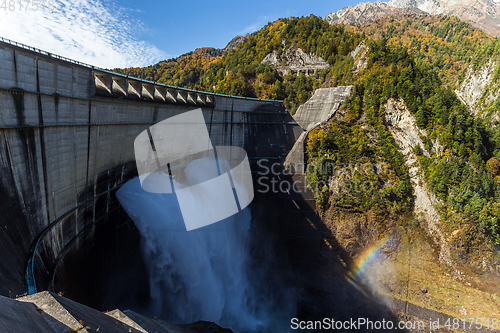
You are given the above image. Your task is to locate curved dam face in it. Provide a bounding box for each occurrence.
[0,39,406,332]
[0,38,301,309]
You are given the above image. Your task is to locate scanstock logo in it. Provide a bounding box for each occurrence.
[134,109,254,231]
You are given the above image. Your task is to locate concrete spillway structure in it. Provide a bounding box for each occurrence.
[0,37,482,332]
[0,36,302,304]
[284,86,353,173]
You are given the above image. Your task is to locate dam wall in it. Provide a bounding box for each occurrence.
[0,37,300,299]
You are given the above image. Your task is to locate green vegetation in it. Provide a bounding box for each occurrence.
[116,14,500,245]
[198,16,361,112]
[472,37,500,71]
[114,47,222,89]
[349,15,494,86]
[465,38,500,119]
[117,15,362,113]
[308,38,500,244]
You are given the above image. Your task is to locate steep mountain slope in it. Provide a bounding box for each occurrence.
[455,38,500,123]
[111,14,500,321]
[308,37,500,259]
[306,38,500,318]
[113,34,249,90]
[384,98,452,266]
[344,13,500,120]
[117,16,362,113]
[114,47,221,89]
[455,58,499,118]
[222,34,250,54]
[347,15,494,85]
[325,1,425,25]
[197,16,362,112]
[326,0,500,37]
[388,0,500,36]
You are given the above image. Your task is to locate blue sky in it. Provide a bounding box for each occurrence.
[0,0,366,68]
[121,0,365,56]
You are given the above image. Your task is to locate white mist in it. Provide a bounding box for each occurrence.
[116,168,267,332]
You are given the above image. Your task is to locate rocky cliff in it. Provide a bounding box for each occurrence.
[317,95,500,320]
[262,43,329,75]
[388,0,500,36]
[455,59,500,122]
[326,0,500,37]
[222,34,249,54]
[384,98,452,266]
[350,40,369,73]
[325,1,425,26]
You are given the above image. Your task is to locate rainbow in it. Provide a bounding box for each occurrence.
[345,236,392,285]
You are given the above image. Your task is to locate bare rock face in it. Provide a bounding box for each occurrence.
[261,44,329,75]
[455,59,500,120]
[384,98,452,266]
[325,1,425,26]
[388,0,500,36]
[326,0,500,37]
[293,86,353,131]
[262,46,325,67]
[350,40,369,73]
[222,34,249,54]
[385,99,431,157]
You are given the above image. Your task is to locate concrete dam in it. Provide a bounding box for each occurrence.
[0,36,320,305]
[0,37,412,332]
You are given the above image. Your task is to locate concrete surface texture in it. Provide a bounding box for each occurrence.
[285,86,353,171]
[2,291,211,333]
[293,86,353,131]
[284,130,309,173]
[0,293,54,333]
[0,38,299,300]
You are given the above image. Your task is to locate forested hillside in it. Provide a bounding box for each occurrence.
[117,16,362,113]
[116,14,500,246]
[307,38,500,247]
[197,16,361,113]
[113,47,222,89]
[347,15,494,86]
[116,15,494,111]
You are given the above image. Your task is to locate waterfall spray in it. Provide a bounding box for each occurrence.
[116,159,271,331]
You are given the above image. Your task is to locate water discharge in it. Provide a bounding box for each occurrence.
[116,157,278,332]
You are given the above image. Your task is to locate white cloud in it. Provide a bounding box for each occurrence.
[0,0,167,68]
[239,15,271,34]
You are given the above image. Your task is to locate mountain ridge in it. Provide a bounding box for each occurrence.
[325,1,426,26]
[222,34,249,54]
[112,14,500,321]
[326,0,500,36]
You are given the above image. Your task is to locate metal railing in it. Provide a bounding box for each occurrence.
[25,184,123,295]
[0,36,284,103]
[0,36,94,69]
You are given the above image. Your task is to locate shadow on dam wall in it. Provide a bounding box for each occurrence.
[249,170,409,331]
[7,123,408,330]
[0,37,408,331]
[46,166,407,332]
[44,163,152,312]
